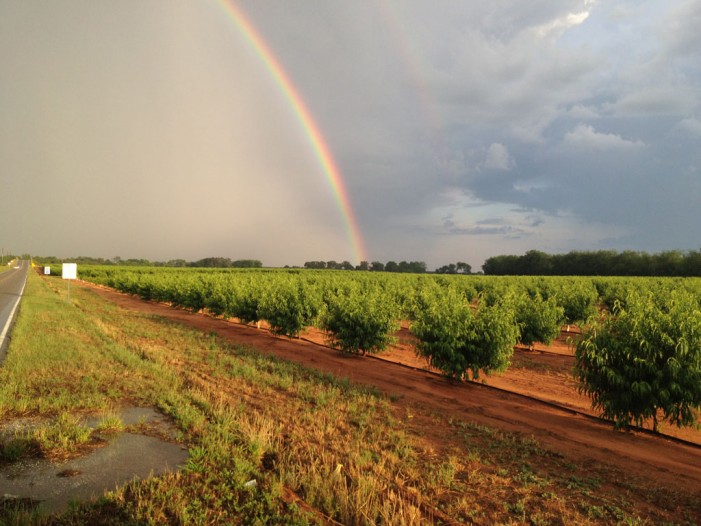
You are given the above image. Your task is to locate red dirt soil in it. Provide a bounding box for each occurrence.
[80,282,701,497]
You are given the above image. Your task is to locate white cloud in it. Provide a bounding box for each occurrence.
[509,108,560,143]
[563,124,645,150]
[676,117,701,136]
[535,10,590,39]
[568,104,600,119]
[484,143,515,171]
[513,180,552,194]
[412,3,600,143]
[659,0,701,58]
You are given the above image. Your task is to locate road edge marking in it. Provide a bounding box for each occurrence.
[0,264,29,358]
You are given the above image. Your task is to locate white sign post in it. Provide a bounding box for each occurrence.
[62,263,77,300]
[44,266,50,275]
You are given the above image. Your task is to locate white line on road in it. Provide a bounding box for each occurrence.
[0,263,28,356]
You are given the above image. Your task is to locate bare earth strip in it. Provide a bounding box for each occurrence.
[373,327,701,446]
[80,281,701,497]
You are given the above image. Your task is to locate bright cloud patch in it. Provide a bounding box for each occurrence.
[677,117,701,136]
[536,10,591,38]
[563,124,645,150]
[484,143,515,171]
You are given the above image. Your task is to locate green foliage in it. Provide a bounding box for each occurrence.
[555,280,600,325]
[33,412,93,454]
[320,283,399,355]
[411,285,519,380]
[515,293,564,349]
[190,257,262,268]
[575,290,701,430]
[227,277,262,324]
[257,278,321,338]
[435,261,471,274]
[482,248,701,276]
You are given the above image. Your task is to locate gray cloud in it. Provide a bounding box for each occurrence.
[1,0,699,270]
[613,87,698,116]
[445,225,529,238]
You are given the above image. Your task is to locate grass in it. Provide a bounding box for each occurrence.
[0,258,18,274]
[0,271,698,524]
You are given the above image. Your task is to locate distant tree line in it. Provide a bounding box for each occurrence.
[1,252,19,264]
[434,262,472,274]
[188,257,262,268]
[482,249,701,276]
[303,260,430,273]
[31,255,263,269]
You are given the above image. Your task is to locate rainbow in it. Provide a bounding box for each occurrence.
[216,1,367,263]
[376,2,451,168]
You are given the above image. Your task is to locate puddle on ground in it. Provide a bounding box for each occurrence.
[0,407,188,514]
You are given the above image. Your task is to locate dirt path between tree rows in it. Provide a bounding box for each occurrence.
[80,282,701,496]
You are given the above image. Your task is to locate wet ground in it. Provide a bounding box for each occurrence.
[0,407,188,513]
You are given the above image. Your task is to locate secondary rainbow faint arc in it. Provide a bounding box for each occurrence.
[217,1,368,264]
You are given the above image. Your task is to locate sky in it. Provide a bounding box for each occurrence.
[1,1,699,270]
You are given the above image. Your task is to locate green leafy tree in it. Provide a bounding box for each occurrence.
[226,278,262,324]
[356,260,370,271]
[320,284,399,355]
[190,257,232,268]
[385,261,399,272]
[575,290,701,431]
[370,261,385,272]
[435,263,457,274]
[515,293,564,350]
[435,262,471,274]
[456,262,471,274]
[258,279,320,338]
[232,259,263,268]
[304,261,327,269]
[411,285,519,380]
[556,280,599,326]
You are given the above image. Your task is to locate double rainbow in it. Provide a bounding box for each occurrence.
[217,1,367,264]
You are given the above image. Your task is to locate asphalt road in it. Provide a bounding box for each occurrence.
[0,259,29,359]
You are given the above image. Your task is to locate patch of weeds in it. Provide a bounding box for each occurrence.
[527,512,552,526]
[567,474,602,493]
[506,498,526,521]
[0,436,41,463]
[454,420,555,464]
[515,465,549,488]
[95,414,125,434]
[32,412,92,456]
[428,456,460,488]
[465,448,481,463]
[356,449,378,468]
[183,446,208,474]
[585,504,606,519]
[0,496,42,519]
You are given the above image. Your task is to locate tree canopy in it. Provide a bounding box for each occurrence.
[483,249,701,276]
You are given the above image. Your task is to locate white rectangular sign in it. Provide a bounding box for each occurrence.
[44,266,50,275]
[62,263,77,280]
